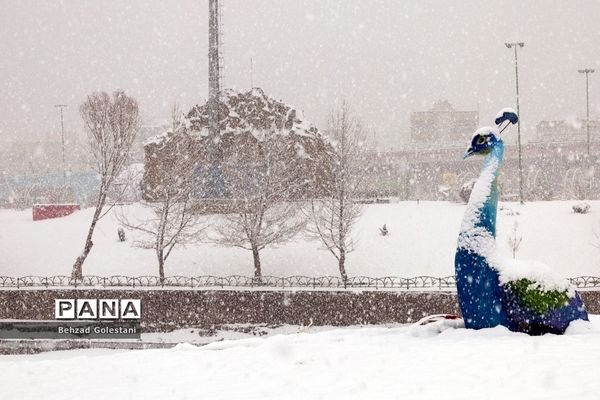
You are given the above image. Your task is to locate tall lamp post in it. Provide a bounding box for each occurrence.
[578,69,594,157]
[54,104,68,180]
[505,42,525,204]
[578,68,595,197]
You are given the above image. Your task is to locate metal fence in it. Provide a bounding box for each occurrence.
[1,275,599,290]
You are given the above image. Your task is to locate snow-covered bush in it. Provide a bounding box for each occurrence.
[117,227,126,242]
[572,202,590,214]
[379,224,388,236]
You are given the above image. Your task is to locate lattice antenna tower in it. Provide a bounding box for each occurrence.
[218,0,225,90]
[208,0,222,137]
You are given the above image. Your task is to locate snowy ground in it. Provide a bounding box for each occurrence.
[1,315,599,399]
[0,201,598,278]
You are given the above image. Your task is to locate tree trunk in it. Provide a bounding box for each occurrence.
[338,248,348,288]
[71,194,105,279]
[252,246,262,278]
[157,250,165,285]
[156,201,168,285]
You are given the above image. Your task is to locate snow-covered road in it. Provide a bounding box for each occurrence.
[2,316,599,400]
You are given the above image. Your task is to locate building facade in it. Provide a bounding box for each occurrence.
[410,100,478,146]
[362,141,600,201]
[535,119,600,143]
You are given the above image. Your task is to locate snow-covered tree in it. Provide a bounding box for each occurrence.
[117,103,205,283]
[71,90,140,279]
[211,132,306,277]
[305,105,368,285]
[118,199,205,283]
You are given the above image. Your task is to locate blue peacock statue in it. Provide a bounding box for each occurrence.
[455,109,589,335]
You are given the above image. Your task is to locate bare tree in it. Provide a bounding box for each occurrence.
[71,90,140,279]
[117,198,204,283]
[117,103,205,282]
[507,221,523,259]
[211,132,306,277]
[305,105,368,285]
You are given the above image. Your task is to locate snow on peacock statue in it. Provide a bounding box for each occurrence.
[455,108,588,335]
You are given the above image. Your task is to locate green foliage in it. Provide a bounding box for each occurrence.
[507,279,570,315]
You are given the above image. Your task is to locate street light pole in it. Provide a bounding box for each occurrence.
[578,69,594,157]
[54,104,68,179]
[505,42,525,204]
[578,69,595,197]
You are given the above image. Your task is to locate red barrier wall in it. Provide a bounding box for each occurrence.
[32,204,80,221]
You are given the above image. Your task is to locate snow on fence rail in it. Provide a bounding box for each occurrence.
[0,275,599,289]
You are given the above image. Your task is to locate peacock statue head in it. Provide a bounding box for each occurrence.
[463,108,517,159]
[463,128,501,159]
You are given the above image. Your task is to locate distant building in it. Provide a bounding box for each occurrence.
[410,100,478,147]
[534,119,600,143]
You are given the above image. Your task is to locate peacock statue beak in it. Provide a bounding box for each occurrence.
[463,147,475,159]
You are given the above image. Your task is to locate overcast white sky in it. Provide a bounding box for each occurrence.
[1,0,600,148]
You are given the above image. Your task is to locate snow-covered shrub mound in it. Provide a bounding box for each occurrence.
[496,257,573,295]
[143,88,333,204]
[572,202,590,214]
[150,88,322,143]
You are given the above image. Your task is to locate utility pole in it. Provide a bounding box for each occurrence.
[54,104,68,179]
[505,42,525,204]
[578,69,594,157]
